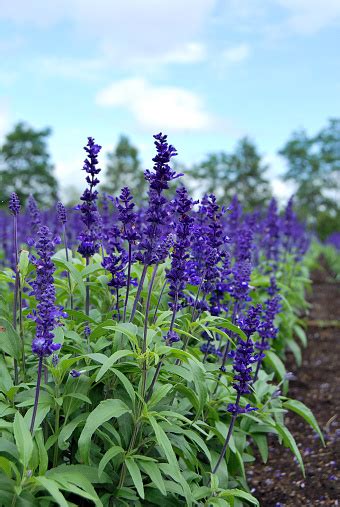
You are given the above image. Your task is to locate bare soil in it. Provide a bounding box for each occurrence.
[248,265,340,506]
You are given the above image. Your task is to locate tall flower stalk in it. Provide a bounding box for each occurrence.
[130,133,180,321]
[57,201,73,310]
[212,305,260,474]
[77,137,102,317]
[9,193,21,384]
[253,294,281,382]
[29,226,66,433]
[147,186,195,398]
[115,187,139,321]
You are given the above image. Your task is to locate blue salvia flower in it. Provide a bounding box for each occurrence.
[9,193,20,216]
[56,201,67,225]
[166,187,196,311]
[77,137,102,258]
[116,187,140,243]
[136,133,180,266]
[227,304,262,414]
[102,250,127,292]
[227,195,242,247]
[227,220,254,318]
[29,226,66,357]
[253,295,281,381]
[263,198,280,263]
[212,305,260,473]
[70,369,82,378]
[27,195,41,234]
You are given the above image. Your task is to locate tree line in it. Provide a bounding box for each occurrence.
[0,120,339,239]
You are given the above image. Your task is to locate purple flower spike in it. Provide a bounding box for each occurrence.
[9,193,20,215]
[29,225,66,357]
[77,137,102,259]
[56,201,67,224]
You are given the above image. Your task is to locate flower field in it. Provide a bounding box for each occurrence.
[0,133,328,506]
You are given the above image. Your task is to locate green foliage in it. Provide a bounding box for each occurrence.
[0,245,323,506]
[0,122,58,207]
[102,135,147,200]
[186,137,271,210]
[280,118,340,237]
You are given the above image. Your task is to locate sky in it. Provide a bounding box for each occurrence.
[0,0,339,201]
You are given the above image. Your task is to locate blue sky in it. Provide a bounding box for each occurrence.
[1,0,339,201]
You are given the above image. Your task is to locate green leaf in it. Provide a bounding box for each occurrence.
[286,339,302,366]
[148,416,180,480]
[0,357,13,394]
[48,464,110,484]
[13,412,33,469]
[110,368,136,404]
[58,413,88,450]
[18,250,30,280]
[81,262,103,278]
[275,422,305,476]
[294,324,307,347]
[98,446,124,477]
[0,438,19,461]
[35,429,48,475]
[148,384,173,408]
[139,460,166,495]
[283,399,324,444]
[35,476,68,506]
[125,458,144,499]
[24,406,50,431]
[207,498,230,507]
[252,433,268,463]
[188,360,207,419]
[54,258,86,299]
[220,488,259,506]
[95,350,132,381]
[263,350,286,380]
[104,323,139,349]
[0,318,21,360]
[46,468,103,506]
[174,384,199,411]
[182,429,211,462]
[78,399,130,464]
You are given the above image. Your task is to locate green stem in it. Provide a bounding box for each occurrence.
[53,384,60,467]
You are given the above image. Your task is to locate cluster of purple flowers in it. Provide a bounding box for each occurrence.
[1,133,312,402]
[136,133,181,267]
[77,137,102,258]
[9,193,20,216]
[227,305,262,414]
[29,226,66,356]
[167,187,196,311]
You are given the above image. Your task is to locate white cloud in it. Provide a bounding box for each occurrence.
[38,57,106,80]
[276,0,340,34]
[95,78,217,132]
[0,1,215,67]
[138,43,207,66]
[222,43,251,63]
[271,177,296,203]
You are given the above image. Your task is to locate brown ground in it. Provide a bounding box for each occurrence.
[248,264,340,506]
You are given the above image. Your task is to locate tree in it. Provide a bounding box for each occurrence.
[102,135,147,200]
[279,118,340,235]
[0,122,58,207]
[228,137,271,210]
[186,137,271,210]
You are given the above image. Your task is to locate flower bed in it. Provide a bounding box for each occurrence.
[0,134,323,506]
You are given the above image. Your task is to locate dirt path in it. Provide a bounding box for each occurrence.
[248,265,340,506]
